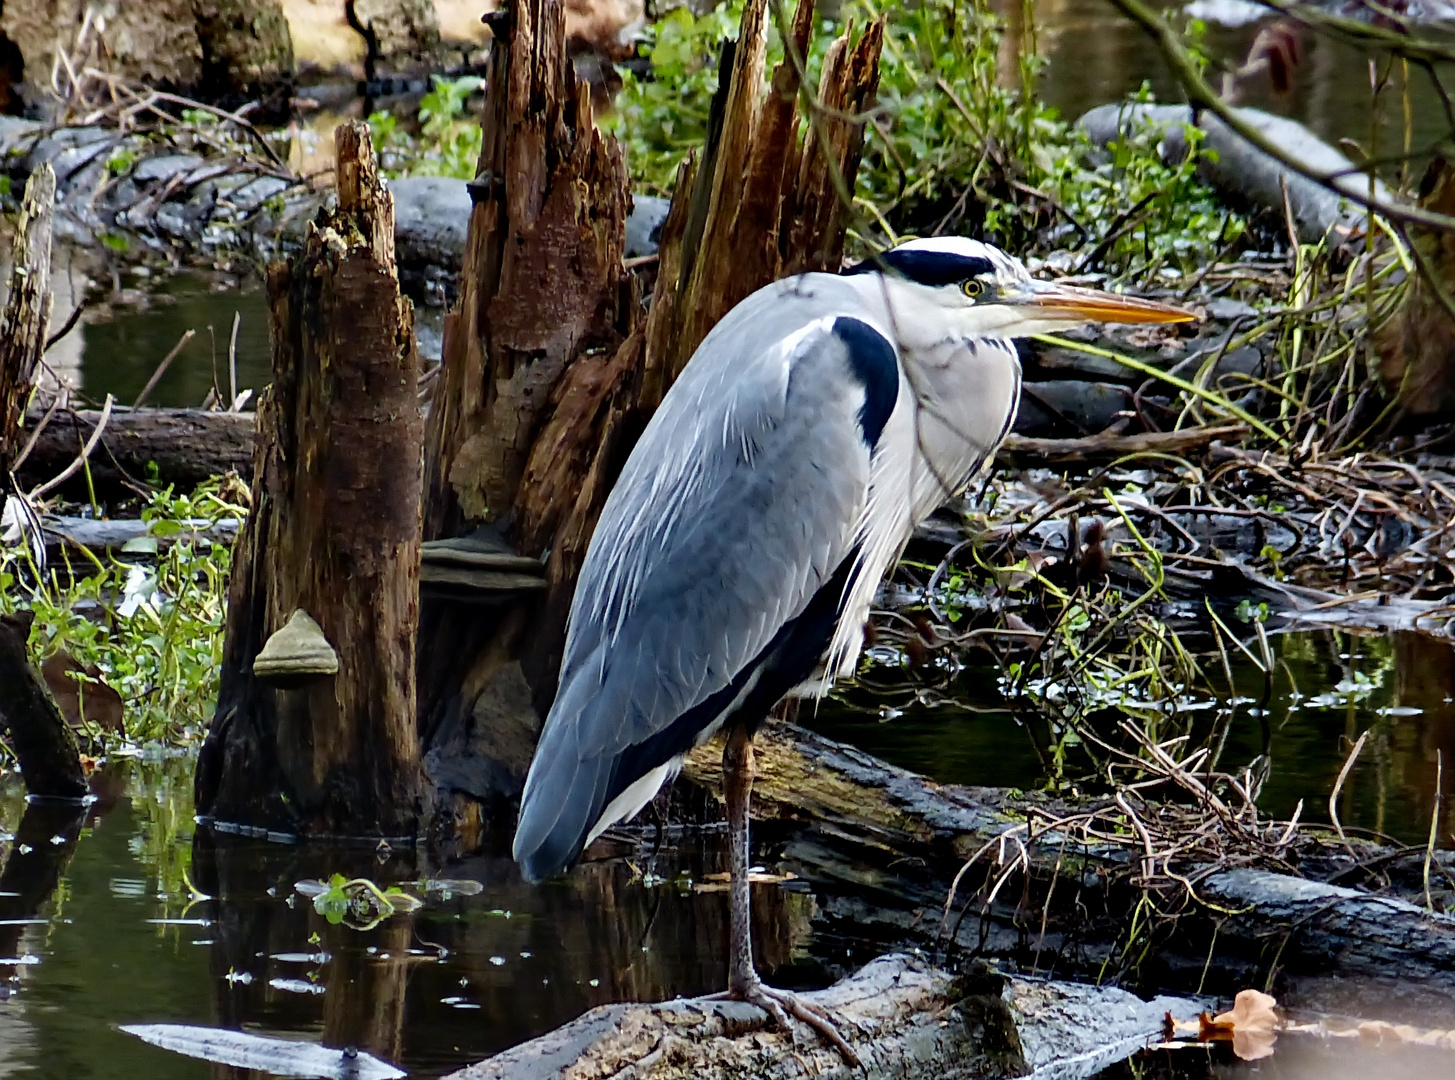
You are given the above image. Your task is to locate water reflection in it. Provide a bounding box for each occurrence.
[0,758,819,1079]
[1006,0,1454,174]
[2,629,1455,1078]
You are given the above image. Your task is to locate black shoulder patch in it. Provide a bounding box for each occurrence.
[843,248,995,287]
[832,316,899,448]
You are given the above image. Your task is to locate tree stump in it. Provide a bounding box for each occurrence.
[196,121,427,839]
[0,164,54,526]
[415,0,636,824]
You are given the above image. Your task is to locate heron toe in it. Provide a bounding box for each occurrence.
[721,977,863,1067]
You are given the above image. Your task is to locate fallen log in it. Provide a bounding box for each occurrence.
[10,409,1247,507]
[999,423,1247,464]
[16,405,254,497]
[443,954,1202,1080]
[673,720,1455,1025]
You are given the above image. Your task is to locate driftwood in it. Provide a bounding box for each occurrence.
[16,405,254,497]
[444,954,1201,1080]
[196,121,427,839]
[673,720,1455,1025]
[0,164,55,525]
[0,612,87,799]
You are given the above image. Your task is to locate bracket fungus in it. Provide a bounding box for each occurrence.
[253,610,340,687]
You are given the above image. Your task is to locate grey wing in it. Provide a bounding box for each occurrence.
[513,310,896,880]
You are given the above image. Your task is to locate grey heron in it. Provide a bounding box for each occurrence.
[514,237,1191,1056]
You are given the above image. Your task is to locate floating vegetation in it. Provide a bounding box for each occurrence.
[296,875,425,931]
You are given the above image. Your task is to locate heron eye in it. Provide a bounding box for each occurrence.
[961,279,984,299]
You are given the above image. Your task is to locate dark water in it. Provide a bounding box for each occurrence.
[75,273,273,410]
[818,627,1455,848]
[2,630,1454,1078]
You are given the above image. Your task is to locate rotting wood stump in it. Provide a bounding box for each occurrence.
[196,121,427,840]
[415,0,637,829]
[417,0,885,840]
[0,164,55,526]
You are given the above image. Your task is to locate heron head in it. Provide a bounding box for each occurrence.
[846,237,1194,339]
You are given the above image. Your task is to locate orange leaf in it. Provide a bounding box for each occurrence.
[1209,990,1280,1061]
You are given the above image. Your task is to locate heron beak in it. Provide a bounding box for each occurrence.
[1012,281,1196,325]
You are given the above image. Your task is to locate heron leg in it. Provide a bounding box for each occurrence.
[719,724,861,1067]
[723,723,757,995]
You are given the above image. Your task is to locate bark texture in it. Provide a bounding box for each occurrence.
[196,121,427,839]
[0,165,54,526]
[443,954,1200,1080]
[0,613,87,800]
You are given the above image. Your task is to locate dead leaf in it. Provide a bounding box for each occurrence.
[41,651,125,736]
[1208,989,1280,1061]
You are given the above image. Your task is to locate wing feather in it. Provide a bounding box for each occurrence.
[514,305,896,880]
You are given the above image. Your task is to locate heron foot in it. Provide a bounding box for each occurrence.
[709,978,862,1067]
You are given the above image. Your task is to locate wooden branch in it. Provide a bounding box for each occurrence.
[0,612,87,800]
[197,122,427,838]
[444,954,1202,1080]
[999,423,1248,463]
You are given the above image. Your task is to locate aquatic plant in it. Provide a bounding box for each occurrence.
[0,477,247,744]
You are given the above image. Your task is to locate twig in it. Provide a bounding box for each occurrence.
[43,298,87,351]
[132,329,196,409]
[1329,730,1370,858]
[227,312,241,412]
[10,392,66,472]
[1425,749,1443,913]
[29,394,113,499]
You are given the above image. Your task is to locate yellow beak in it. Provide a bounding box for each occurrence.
[1014,281,1196,325]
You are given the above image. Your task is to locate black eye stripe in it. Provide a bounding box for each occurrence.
[842,249,996,287]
